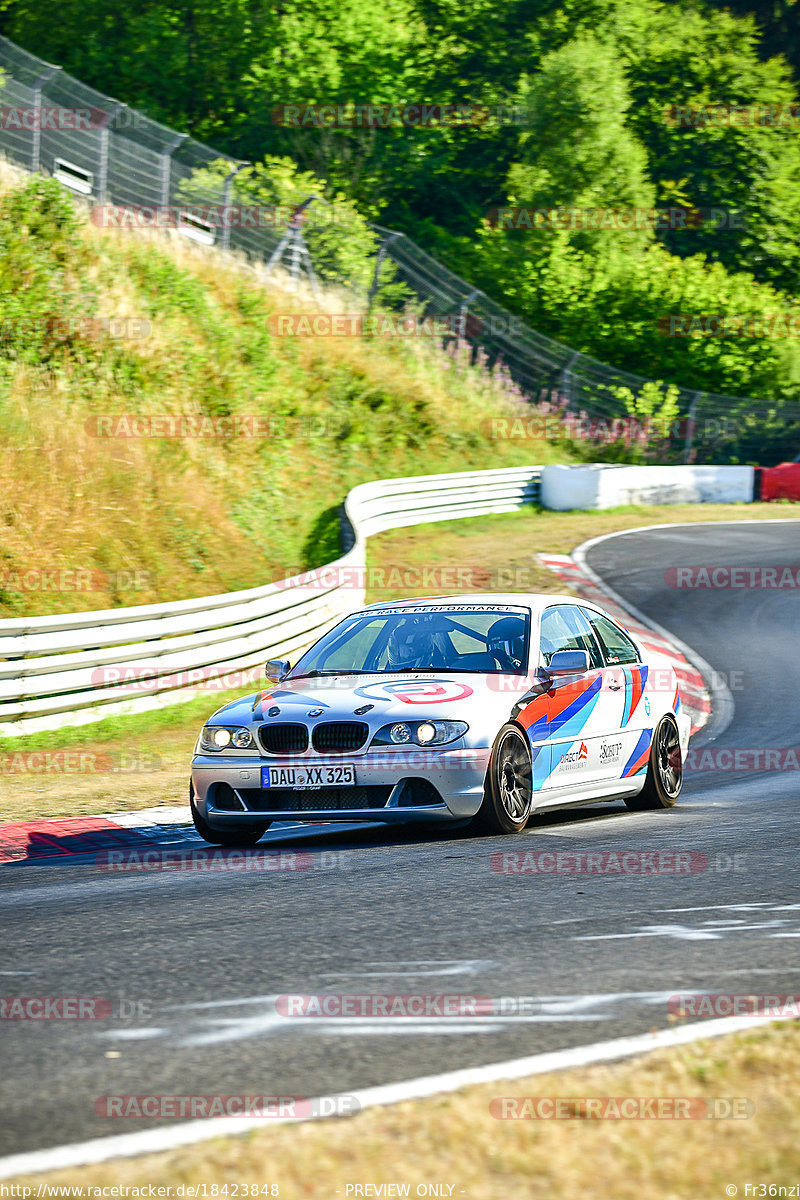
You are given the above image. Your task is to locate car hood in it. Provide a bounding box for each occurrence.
[209,672,535,735]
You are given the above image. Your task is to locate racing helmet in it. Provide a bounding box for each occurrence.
[385,623,437,668]
[385,614,452,669]
[488,615,527,669]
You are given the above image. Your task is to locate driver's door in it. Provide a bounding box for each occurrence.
[518,604,624,793]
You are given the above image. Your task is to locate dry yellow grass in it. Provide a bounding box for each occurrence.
[0,168,545,619]
[8,1022,799,1196]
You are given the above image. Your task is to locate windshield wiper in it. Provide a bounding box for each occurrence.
[288,669,370,679]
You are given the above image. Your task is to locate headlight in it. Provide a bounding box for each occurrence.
[372,720,468,747]
[199,725,255,752]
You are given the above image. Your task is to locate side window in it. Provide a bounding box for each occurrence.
[585,611,640,665]
[539,606,604,669]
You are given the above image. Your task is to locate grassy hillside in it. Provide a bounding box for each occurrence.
[0,166,559,619]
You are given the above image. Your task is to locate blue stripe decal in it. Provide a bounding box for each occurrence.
[621,666,633,726]
[622,728,653,777]
[525,674,603,744]
[530,742,547,791]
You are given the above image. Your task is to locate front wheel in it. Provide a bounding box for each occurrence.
[625,715,683,811]
[190,788,271,846]
[474,724,533,834]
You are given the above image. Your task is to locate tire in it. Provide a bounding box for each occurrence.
[190,786,271,846]
[475,724,534,834]
[625,715,683,811]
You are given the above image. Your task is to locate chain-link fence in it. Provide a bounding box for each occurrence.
[1,34,798,464]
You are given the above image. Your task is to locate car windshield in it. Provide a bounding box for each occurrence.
[288,606,531,677]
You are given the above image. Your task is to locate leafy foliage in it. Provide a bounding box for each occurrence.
[2,0,800,455]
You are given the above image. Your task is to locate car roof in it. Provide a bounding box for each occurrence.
[359,593,610,618]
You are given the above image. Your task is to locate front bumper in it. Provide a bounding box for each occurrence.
[191,747,491,826]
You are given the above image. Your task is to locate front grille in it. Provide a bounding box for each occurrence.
[238,786,392,813]
[259,723,309,754]
[310,721,369,754]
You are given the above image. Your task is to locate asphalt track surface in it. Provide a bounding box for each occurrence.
[2,520,799,1158]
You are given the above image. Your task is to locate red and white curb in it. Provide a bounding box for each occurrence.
[0,807,202,866]
[0,808,367,866]
[538,549,711,738]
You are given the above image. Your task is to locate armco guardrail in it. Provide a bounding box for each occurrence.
[0,465,541,737]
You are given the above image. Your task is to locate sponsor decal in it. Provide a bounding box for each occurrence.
[557,741,589,770]
[362,605,524,616]
[599,740,623,764]
[354,679,473,704]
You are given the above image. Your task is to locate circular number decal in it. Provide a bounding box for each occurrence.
[354,679,473,704]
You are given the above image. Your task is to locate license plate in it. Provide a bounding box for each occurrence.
[262,764,356,790]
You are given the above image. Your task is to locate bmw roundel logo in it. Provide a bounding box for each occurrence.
[307,708,324,718]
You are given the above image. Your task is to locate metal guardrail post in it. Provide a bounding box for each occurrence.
[30,64,60,172]
[221,161,249,250]
[367,231,401,313]
[97,101,125,201]
[264,196,323,298]
[160,132,187,207]
[683,391,702,463]
[458,288,480,340]
[560,351,580,409]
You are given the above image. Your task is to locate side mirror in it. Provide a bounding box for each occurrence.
[265,659,291,684]
[545,649,591,677]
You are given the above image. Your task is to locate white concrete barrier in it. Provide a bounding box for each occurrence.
[540,464,755,511]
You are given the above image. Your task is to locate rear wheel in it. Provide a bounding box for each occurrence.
[625,715,682,810]
[190,785,271,846]
[475,724,533,834]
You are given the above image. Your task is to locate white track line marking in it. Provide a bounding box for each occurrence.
[572,523,740,742]
[0,1010,795,1179]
